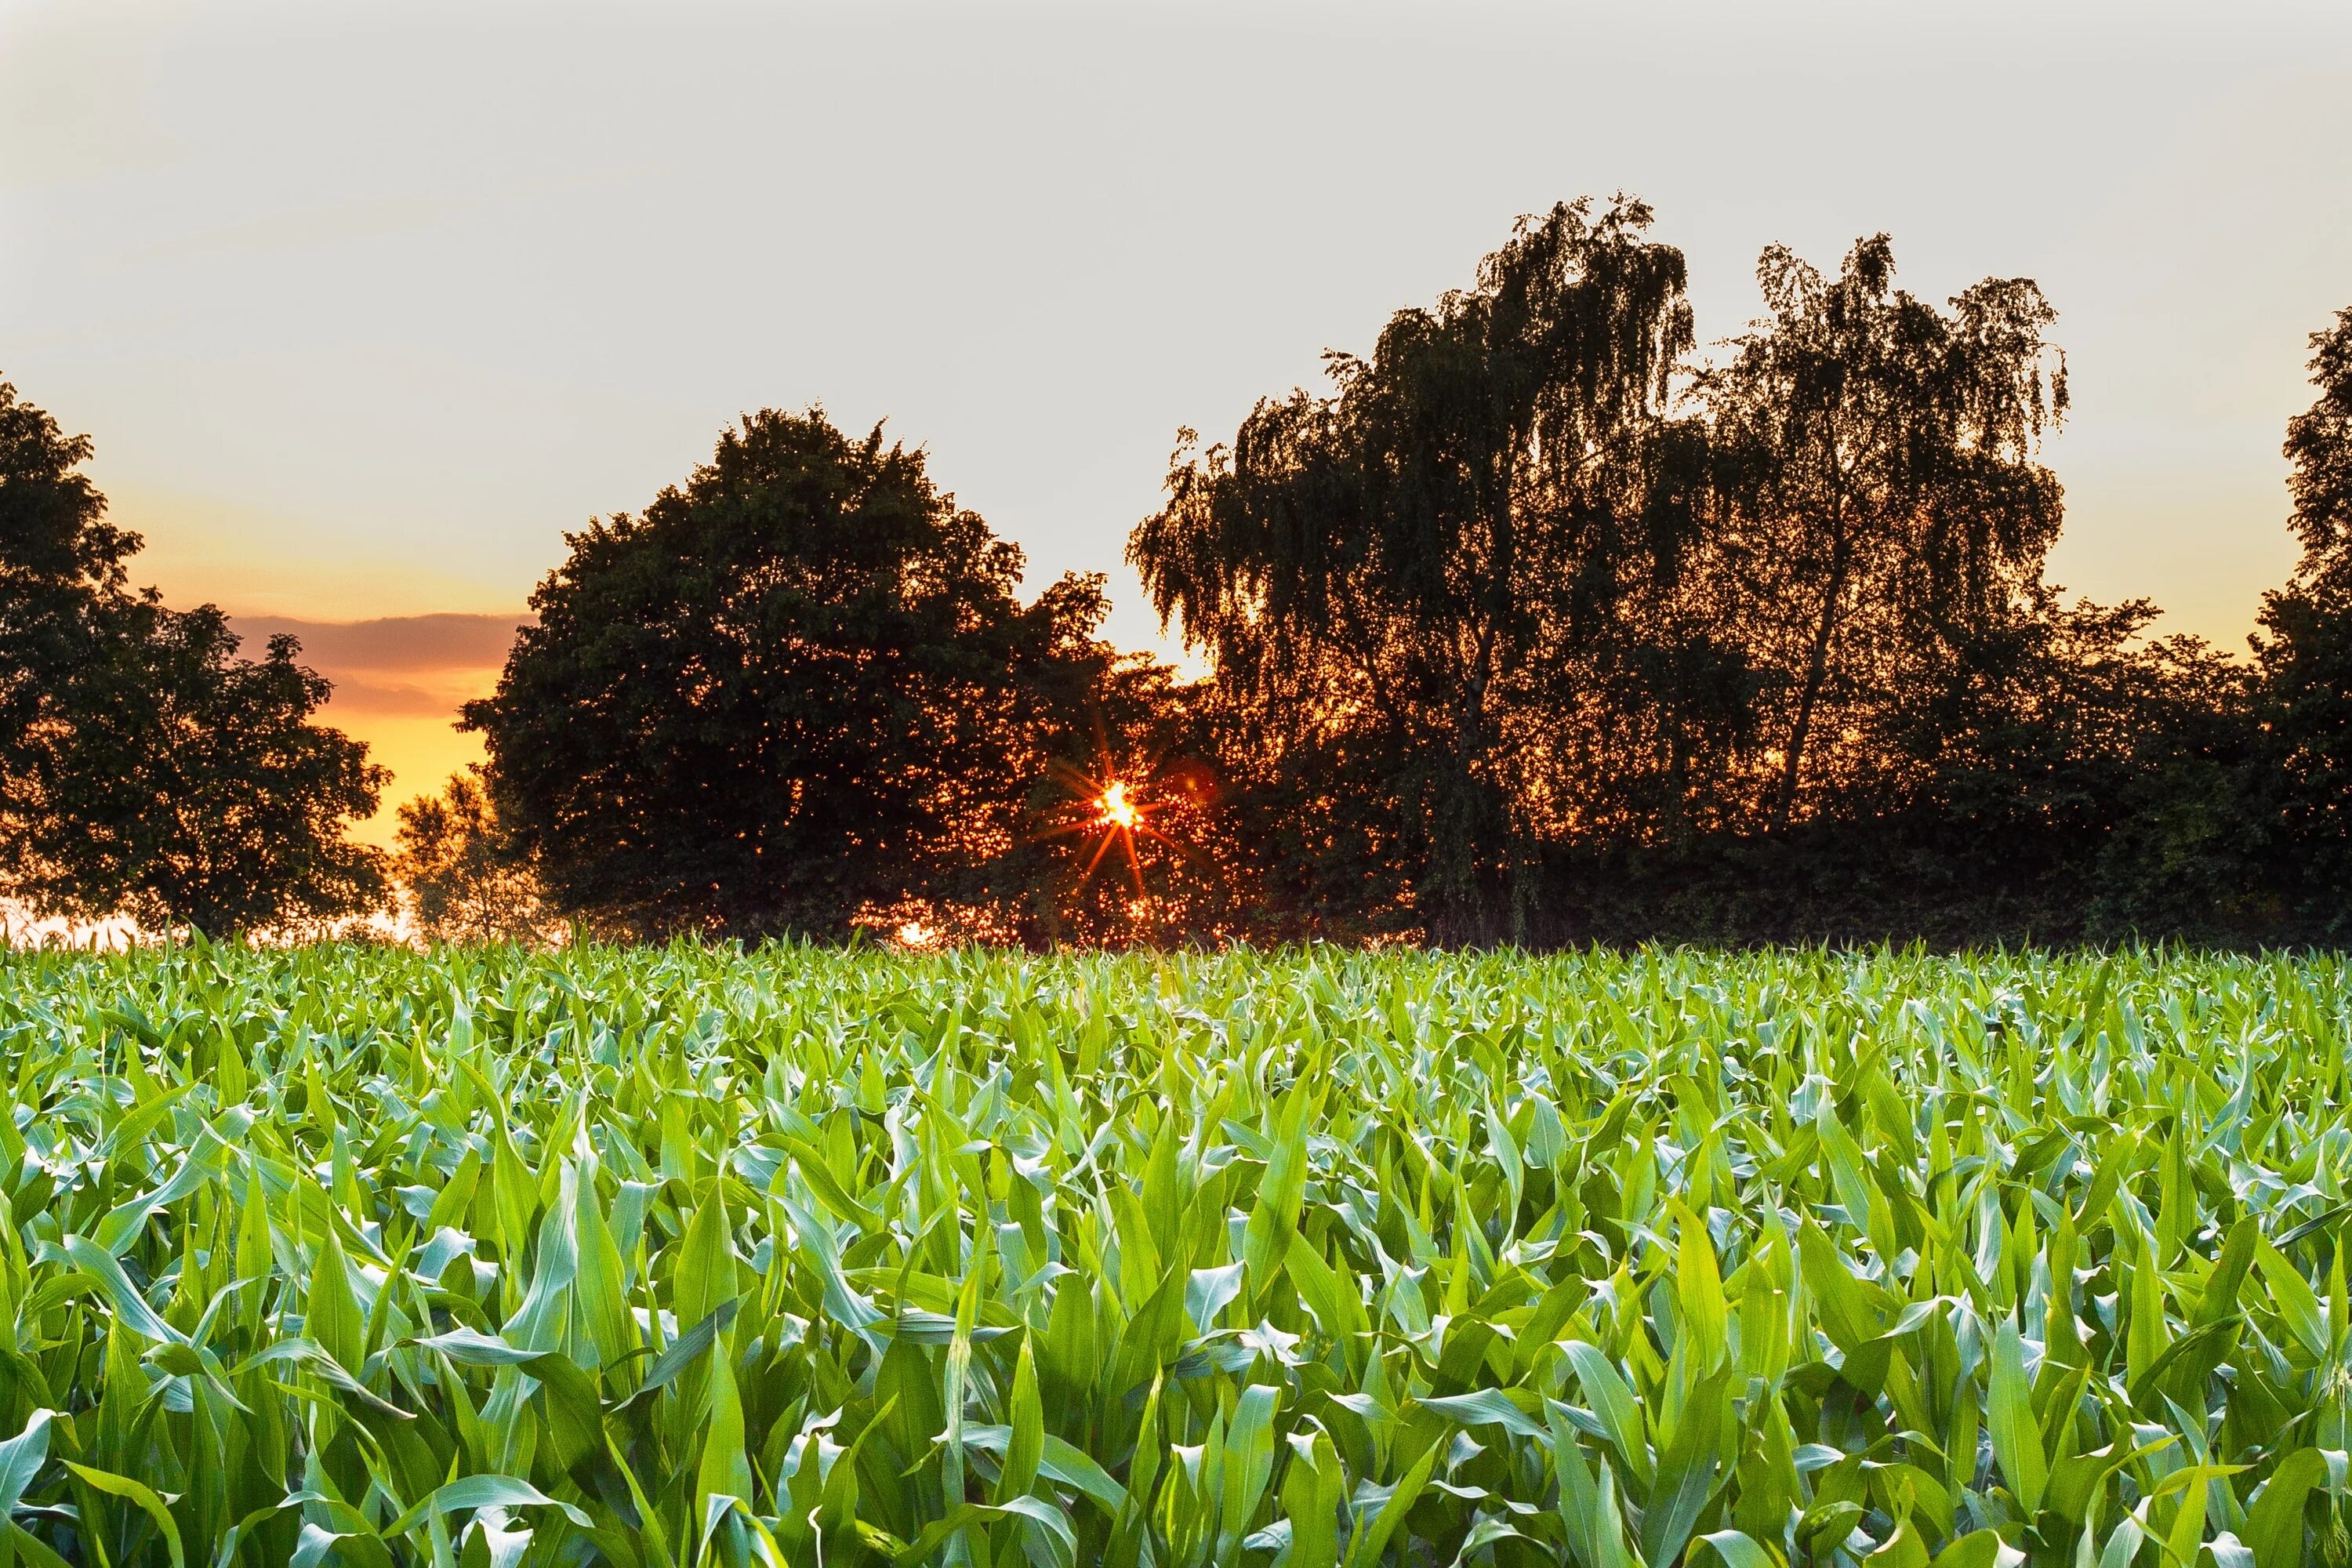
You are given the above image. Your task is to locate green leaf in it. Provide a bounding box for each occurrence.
[1420,1388,1548,1442]
[1242,1086,1314,1307]
[2245,1449,2347,1568]
[993,1337,1044,1504]
[1929,1530,2025,1568]
[305,1224,366,1374]
[1871,1519,1931,1568]
[383,1475,593,1537]
[230,1338,412,1420]
[411,1327,543,1366]
[1563,1339,1653,1486]
[2046,1436,2180,1528]
[1675,1200,1730,1372]
[691,1298,753,1523]
[783,1136,885,1234]
[1218,1384,1281,1563]
[1286,1231,1370,1340]
[1342,1439,1440,1568]
[60,1236,178,1345]
[565,1156,637,1373]
[0,1412,52,1519]
[64,1463,185,1568]
[1280,1429,1346,1568]
[1642,1368,1732,1568]
[892,1498,1076,1568]
[960,1428,1127,1515]
[1695,1528,1784,1568]
[1989,1318,2047,1519]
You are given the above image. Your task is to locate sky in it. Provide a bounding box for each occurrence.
[5,0,2350,845]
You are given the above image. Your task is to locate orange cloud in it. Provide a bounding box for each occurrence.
[225,613,530,847]
[228,613,530,674]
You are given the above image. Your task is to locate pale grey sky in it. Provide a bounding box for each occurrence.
[5,0,2350,824]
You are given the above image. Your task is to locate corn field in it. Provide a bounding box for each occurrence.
[0,942,2348,1568]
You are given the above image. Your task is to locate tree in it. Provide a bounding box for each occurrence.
[2,377,385,937]
[0,377,138,887]
[1131,198,1704,942]
[393,767,561,944]
[1699,236,2069,829]
[1886,589,2260,939]
[2252,307,2352,935]
[465,407,1118,939]
[21,605,387,937]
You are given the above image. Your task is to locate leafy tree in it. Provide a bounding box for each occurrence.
[1540,590,2259,947]
[22,605,387,937]
[2252,307,2352,934]
[393,766,561,944]
[1699,236,2069,829]
[2,378,386,937]
[1,376,137,884]
[466,408,1120,939]
[1134,213,2270,948]
[1131,198,1704,942]
[1889,590,2260,940]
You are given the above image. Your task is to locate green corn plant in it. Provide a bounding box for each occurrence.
[0,941,2344,1568]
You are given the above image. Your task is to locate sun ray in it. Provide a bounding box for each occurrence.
[1080,823,1120,881]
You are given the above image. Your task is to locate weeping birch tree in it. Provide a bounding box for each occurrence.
[1131,197,1703,942]
[1699,235,2070,829]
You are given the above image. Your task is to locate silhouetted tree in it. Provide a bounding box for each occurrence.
[1892,590,2259,938]
[1,377,136,885]
[2,378,386,937]
[2252,307,2352,935]
[394,766,560,944]
[24,607,387,937]
[1132,198,1704,942]
[466,408,1123,939]
[1133,209,2297,948]
[1699,237,2069,829]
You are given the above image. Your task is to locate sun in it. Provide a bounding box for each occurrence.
[1044,771,1170,897]
[1031,750,1212,906]
[1080,778,1149,890]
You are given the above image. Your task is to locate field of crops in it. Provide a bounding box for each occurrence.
[0,944,2347,1568]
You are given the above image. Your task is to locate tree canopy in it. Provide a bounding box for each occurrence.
[24,607,387,936]
[466,408,1134,939]
[1700,235,2069,828]
[2252,308,2352,936]
[2,377,384,937]
[393,766,561,945]
[1132,198,1704,942]
[1132,209,2318,946]
[1,378,133,868]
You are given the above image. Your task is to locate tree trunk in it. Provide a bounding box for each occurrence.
[1774,528,1849,832]
[1428,617,1500,945]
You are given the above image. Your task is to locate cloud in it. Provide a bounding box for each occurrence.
[227,613,530,674]
[222,612,531,720]
[311,679,477,717]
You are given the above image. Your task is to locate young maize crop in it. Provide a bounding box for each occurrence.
[0,942,2347,1568]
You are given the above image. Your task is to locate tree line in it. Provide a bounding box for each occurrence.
[5,197,2347,947]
